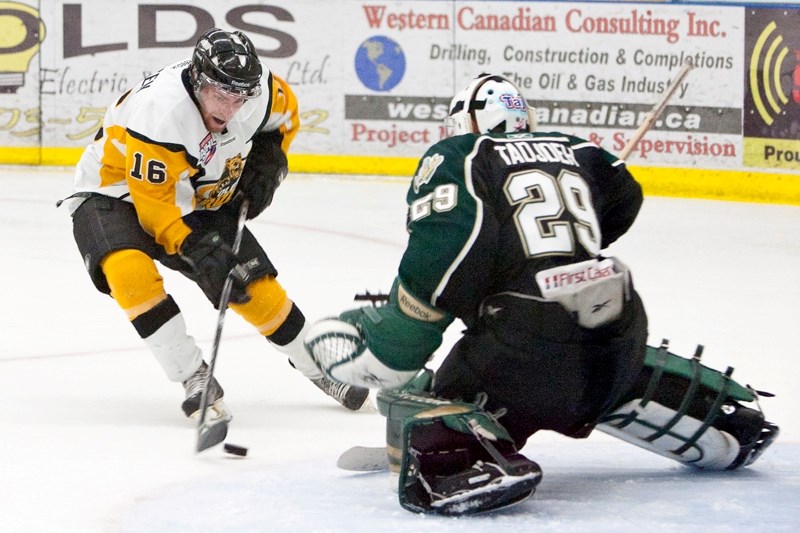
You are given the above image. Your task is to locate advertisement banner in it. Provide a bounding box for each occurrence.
[347,1,746,168]
[743,7,800,170]
[1,0,799,178]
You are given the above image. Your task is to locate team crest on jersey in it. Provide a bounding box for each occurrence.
[413,153,444,193]
[196,154,243,209]
[198,133,217,166]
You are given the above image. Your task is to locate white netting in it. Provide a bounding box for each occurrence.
[305,319,365,373]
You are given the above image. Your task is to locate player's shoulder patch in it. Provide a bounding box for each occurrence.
[413,153,444,193]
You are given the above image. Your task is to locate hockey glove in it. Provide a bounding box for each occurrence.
[180,231,251,308]
[234,131,288,220]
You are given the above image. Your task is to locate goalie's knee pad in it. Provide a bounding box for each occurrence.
[597,340,779,470]
[377,377,542,515]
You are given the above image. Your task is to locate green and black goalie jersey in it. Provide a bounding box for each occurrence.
[398,131,643,328]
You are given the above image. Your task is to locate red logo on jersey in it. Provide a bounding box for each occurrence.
[199,133,217,166]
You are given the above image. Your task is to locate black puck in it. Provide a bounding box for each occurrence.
[223,443,248,457]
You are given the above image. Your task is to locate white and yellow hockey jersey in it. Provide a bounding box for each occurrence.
[71,59,299,255]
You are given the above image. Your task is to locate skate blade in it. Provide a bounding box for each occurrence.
[209,399,233,422]
[189,399,233,422]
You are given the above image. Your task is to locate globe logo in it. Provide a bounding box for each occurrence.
[354,35,406,92]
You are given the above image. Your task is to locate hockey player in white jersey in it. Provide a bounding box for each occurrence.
[60,28,368,421]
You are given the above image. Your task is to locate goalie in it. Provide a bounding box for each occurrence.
[305,73,779,515]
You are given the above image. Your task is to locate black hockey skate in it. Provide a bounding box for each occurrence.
[312,376,369,410]
[716,402,780,470]
[182,361,231,421]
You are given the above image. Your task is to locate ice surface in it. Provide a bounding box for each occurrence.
[1,167,797,532]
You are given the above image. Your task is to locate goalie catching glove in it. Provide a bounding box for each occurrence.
[304,316,419,389]
[304,278,452,389]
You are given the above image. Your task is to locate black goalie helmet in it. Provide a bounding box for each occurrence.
[191,28,264,99]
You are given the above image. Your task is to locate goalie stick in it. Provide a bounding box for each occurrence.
[618,58,694,160]
[337,445,390,472]
[336,423,524,473]
[196,199,249,453]
[353,290,389,306]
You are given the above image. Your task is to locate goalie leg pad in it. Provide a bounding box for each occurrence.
[597,340,779,470]
[377,383,541,515]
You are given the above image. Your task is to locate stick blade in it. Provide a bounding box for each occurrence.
[337,446,389,472]
[196,419,229,453]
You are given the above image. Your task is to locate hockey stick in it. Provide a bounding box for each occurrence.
[353,290,389,305]
[337,445,390,472]
[196,199,249,453]
[618,58,694,161]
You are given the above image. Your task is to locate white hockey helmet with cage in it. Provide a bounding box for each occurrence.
[446,73,536,135]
